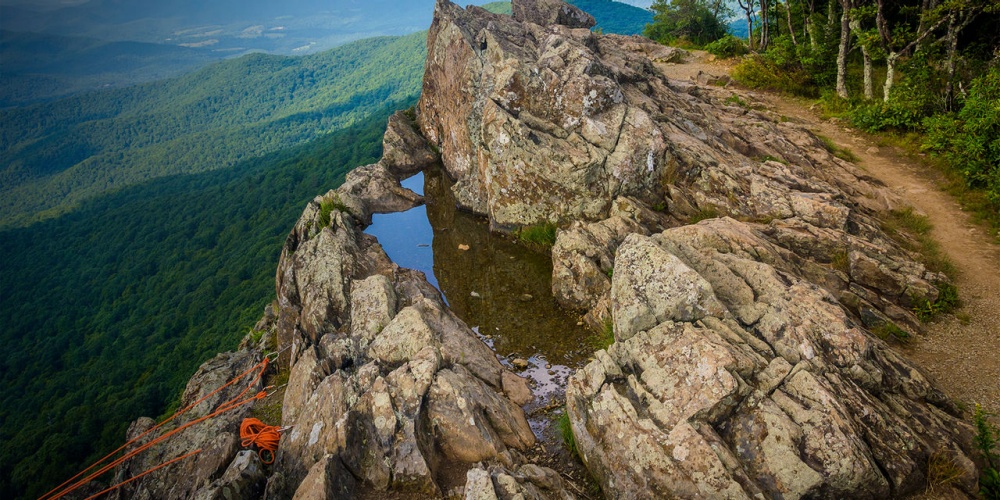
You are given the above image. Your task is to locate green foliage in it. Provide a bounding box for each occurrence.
[644,0,730,46]
[556,410,578,455]
[0,103,402,499]
[731,54,818,97]
[817,135,860,162]
[913,282,960,321]
[0,32,427,228]
[588,316,616,351]
[568,0,653,35]
[923,66,1000,210]
[704,35,748,58]
[974,404,1000,499]
[871,321,911,342]
[480,2,513,15]
[317,194,349,228]
[516,222,558,248]
[689,206,719,223]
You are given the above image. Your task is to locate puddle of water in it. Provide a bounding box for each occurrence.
[366,173,439,289]
[364,167,592,401]
[365,166,596,477]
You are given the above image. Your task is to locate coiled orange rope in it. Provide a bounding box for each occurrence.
[240,418,282,464]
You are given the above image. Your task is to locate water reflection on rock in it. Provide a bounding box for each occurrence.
[423,167,590,374]
[365,166,591,404]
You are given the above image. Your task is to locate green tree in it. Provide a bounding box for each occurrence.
[644,0,731,46]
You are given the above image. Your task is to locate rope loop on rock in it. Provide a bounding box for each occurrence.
[240,418,283,464]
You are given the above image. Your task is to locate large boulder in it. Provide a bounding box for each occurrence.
[566,220,978,499]
[512,0,596,29]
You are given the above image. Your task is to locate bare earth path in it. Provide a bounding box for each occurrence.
[659,52,1000,415]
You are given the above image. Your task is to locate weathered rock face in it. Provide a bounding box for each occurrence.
[112,110,568,499]
[512,0,596,29]
[566,220,978,498]
[258,112,545,497]
[108,351,266,500]
[419,0,685,228]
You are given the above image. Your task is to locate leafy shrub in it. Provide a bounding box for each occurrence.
[644,0,729,47]
[974,404,1000,499]
[924,66,1000,210]
[849,54,945,132]
[731,54,817,97]
[704,35,747,58]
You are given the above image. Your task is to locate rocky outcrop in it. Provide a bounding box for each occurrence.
[419,0,684,228]
[413,1,974,498]
[111,1,974,498]
[565,220,978,499]
[113,107,572,499]
[512,0,596,29]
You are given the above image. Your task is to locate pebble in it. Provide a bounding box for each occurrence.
[513,358,529,369]
[458,244,470,251]
[520,294,533,302]
[470,291,481,298]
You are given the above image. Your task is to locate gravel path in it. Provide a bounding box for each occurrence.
[659,51,1000,415]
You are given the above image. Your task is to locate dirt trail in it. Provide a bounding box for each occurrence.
[659,51,1000,414]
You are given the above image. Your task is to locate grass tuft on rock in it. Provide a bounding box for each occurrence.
[516,222,557,248]
[556,410,577,455]
[318,194,349,228]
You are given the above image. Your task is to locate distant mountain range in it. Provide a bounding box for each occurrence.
[0,32,427,227]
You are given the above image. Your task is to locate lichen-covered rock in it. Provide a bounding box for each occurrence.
[380,109,439,176]
[566,221,978,499]
[264,161,539,498]
[417,0,891,232]
[109,351,264,499]
[463,463,577,500]
[512,0,596,29]
[191,451,266,500]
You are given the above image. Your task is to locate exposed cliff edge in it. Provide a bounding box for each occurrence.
[108,0,978,498]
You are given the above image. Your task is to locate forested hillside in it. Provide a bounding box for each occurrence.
[0,30,215,106]
[0,32,426,228]
[569,0,653,34]
[0,105,406,499]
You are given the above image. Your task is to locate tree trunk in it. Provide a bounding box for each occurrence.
[836,0,851,99]
[884,52,898,101]
[739,0,755,51]
[944,14,958,109]
[863,45,874,99]
[760,0,770,51]
[849,18,873,99]
[786,0,799,45]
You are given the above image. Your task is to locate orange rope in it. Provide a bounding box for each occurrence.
[82,449,203,500]
[44,357,271,500]
[239,418,283,464]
